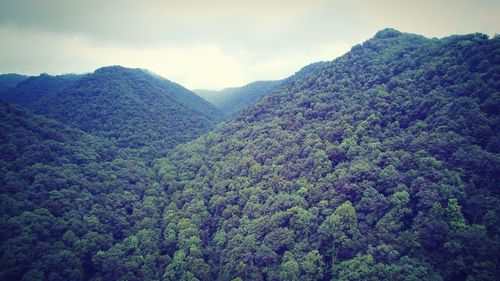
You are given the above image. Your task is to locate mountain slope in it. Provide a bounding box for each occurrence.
[0,73,28,93]
[31,66,223,158]
[153,29,500,280]
[0,73,82,106]
[0,101,166,281]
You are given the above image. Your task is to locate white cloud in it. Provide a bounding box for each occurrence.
[0,26,354,89]
[247,42,352,81]
[0,26,247,89]
[0,0,498,89]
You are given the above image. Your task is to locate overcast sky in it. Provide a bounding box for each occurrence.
[0,0,498,89]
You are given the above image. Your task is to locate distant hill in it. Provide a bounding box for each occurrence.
[194,62,329,118]
[0,73,28,93]
[30,66,223,158]
[195,80,282,117]
[0,73,83,107]
[192,88,227,104]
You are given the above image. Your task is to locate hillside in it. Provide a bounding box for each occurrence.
[152,29,500,280]
[0,73,82,106]
[0,73,28,93]
[30,66,223,159]
[0,101,166,280]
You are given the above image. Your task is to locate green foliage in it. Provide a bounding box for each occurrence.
[154,30,500,280]
[29,66,223,159]
[0,73,81,106]
[0,102,165,280]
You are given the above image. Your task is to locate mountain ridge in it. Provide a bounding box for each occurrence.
[0,73,28,93]
[28,65,223,159]
[0,73,83,106]
[193,60,330,118]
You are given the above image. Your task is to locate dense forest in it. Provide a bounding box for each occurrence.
[0,102,161,280]
[22,66,222,159]
[0,29,499,281]
[155,29,500,280]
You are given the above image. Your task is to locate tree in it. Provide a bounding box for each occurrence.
[319,201,360,265]
[279,252,300,281]
[301,250,325,281]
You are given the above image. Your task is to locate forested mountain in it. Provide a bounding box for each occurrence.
[30,66,223,159]
[0,29,499,281]
[0,73,28,93]
[0,73,82,107]
[0,101,166,280]
[153,29,500,280]
[194,80,282,117]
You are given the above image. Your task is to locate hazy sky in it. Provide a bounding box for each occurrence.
[0,0,498,89]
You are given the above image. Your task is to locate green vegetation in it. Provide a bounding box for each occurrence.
[0,73,82,107]
[0,29,499,280]
[155,29,499,280]
[0,73,28,93]
[0,102,164,280]
[30,66,223,159]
